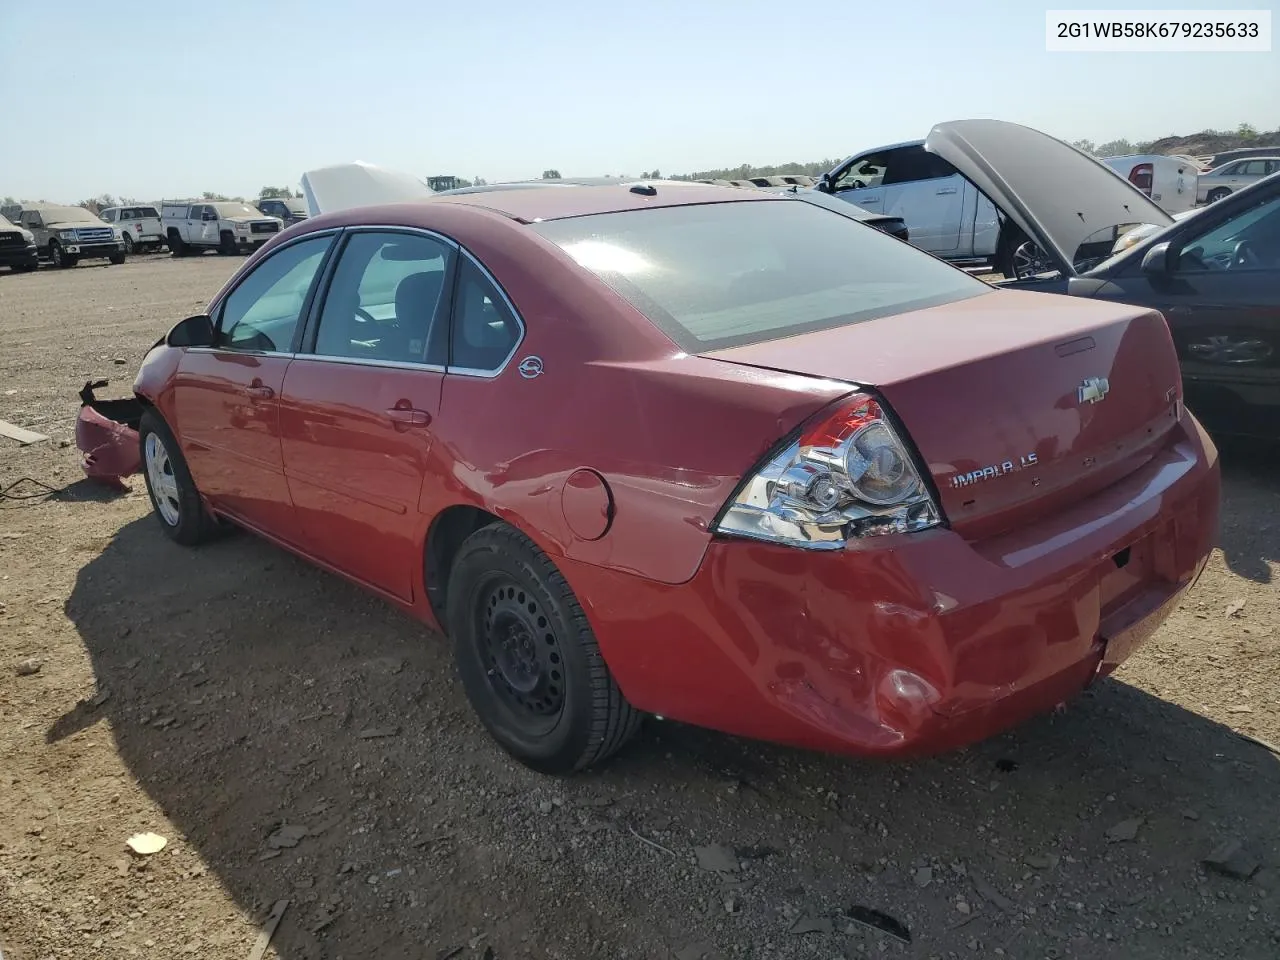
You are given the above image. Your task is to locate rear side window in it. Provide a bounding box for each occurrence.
[451,258,522,373]
[532,200,987,352]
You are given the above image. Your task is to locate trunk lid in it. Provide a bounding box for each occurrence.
[706,288,1184,540]
[924,120,1173,276]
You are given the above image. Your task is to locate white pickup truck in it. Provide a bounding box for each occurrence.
[160,201,284,256]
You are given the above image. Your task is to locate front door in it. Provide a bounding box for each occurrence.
[172,233,335,535]
[1098,189,1280,436]
[280,228,454,601]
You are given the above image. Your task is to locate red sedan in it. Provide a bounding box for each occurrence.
[99,180,1220,773]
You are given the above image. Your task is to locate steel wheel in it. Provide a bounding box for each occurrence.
[478,575,566,735]
[144,431,182,527]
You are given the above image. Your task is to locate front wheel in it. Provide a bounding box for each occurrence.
[218,232,236,255]
[138,409,218,546]
[122,233,135,254]
[169,233,187,257]
[446,523,642,774]
[109,253,126,265]
[49,241,75,269]
[998,228,1052,280]
[1206,187,1231,203]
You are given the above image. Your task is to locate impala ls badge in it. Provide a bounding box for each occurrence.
[950,452,1038,489]
[1078,376,1110,405]
[518,356,544,379]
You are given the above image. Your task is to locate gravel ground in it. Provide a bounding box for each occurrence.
[1,255,1278,960]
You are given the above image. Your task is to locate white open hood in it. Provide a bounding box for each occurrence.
[300,162,436,216]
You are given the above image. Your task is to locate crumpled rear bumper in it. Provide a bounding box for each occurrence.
[74,380,142,483]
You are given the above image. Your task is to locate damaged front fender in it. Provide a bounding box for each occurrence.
[76,379,142,485]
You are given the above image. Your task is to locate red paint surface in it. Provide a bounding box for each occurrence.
[124,188,1223,759]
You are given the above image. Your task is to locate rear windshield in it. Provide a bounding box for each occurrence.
[531,200,988,351]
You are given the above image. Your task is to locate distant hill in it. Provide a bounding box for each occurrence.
[670,124,1279,181]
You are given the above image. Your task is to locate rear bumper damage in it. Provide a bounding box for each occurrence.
[75,380,142,484]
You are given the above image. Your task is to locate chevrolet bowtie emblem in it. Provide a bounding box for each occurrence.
[1078,376,1110,404]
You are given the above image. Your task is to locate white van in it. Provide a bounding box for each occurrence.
[1100,155,1200,214]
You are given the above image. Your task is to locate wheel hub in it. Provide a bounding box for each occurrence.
[481,583,564,718]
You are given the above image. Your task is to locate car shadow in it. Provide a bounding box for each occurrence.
[1214,435,1279,584]
[61,515,1279,959]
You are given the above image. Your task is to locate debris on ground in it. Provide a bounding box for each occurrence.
[1226,598,1248,618]
[914,866,933,887]
[972,873,1018,914]
[789,913,833,935]
[673,944,721,960]
[357,725,400,739]
[125,832,167,856]
[15,658,42,676]
[246,899,289,960]
[1106,817,1145,842]
[1203,839,1260,880]
[267,824,311,849]
[844,905,911,943]
[694,844,739,873]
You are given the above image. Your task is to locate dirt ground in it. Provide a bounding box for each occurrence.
[1,255,1277,960]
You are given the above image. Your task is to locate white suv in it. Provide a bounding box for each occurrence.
[99,205,164,254]
[161,201,284,256]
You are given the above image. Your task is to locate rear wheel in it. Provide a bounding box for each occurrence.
[138,409,218,546]
[446,523,642,774]
[1206,187,1231,203]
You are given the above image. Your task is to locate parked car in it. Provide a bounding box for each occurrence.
[16,204,126,268]
[1199,146,1280,170]
[78,174,1219,774]
[1196,157,1280,204]
[99,204,165,253]
[0,213,39,272]
[255,196,310,227]
[160,201,284,256]
[1101,155,1199,214]
[901,120,1280,440]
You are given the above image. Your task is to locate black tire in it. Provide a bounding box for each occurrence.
[169,232,187,257]
[218,231,236,255]
[49,241,75,269]
[1206,187,1231,203]
[11,264,36,273]
[121,232,135,254]
[446,523,642,774]
[997,226,1050,280]
[138,408,217,546]
[109,253,126,265]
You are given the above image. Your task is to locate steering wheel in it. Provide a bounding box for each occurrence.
[1231,240,1261,269]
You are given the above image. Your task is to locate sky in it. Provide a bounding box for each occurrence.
[2,0,1276,202]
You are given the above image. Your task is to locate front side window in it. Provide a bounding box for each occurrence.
[313,231,453,364]
[216,236,332,352]
[1176,192,1280,273]
[834,151,891,191]
[22,212,42,228]
[533,199,988,352]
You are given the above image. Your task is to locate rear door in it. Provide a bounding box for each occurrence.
[280,228,455,601]
[172,233,335,536]
[877,146,966,254]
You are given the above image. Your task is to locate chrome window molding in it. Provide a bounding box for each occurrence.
[449,247,526,379]
[291,354,446,374]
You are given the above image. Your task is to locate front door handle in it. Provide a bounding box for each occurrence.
[859,196,880,203]
[245,384,275,400]
[385,406,431,426]
[936,187,958,195]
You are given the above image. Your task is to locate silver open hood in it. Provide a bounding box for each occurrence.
[300,161,435,216]
[924,119,1174,276]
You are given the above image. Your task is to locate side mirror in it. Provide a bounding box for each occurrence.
[1140,241,1173,277]
[166,314,215,348]
[816,174,833,193]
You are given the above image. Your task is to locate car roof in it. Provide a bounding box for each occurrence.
[429,181,777,223]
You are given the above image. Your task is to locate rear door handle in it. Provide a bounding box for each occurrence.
[385,406,431,426]
[245,384,275,400]
[859,197,880,203]
[936,187,958,195]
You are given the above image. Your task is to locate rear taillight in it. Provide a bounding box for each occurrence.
[713,392,942,549]
[1129,163,1154,195]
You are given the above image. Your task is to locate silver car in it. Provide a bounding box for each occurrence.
[1197,156,1280,204]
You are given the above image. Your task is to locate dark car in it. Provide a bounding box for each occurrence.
[255,196,310,228]
[0,214,39,272]
[902,120,1278,440]
[75,176,1218,774]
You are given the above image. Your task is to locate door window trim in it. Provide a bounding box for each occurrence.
[447,248,526,378]
[190,230,341,358]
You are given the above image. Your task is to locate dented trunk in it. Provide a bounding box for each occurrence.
[76,380,142,484]
[706,289,1184,540]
